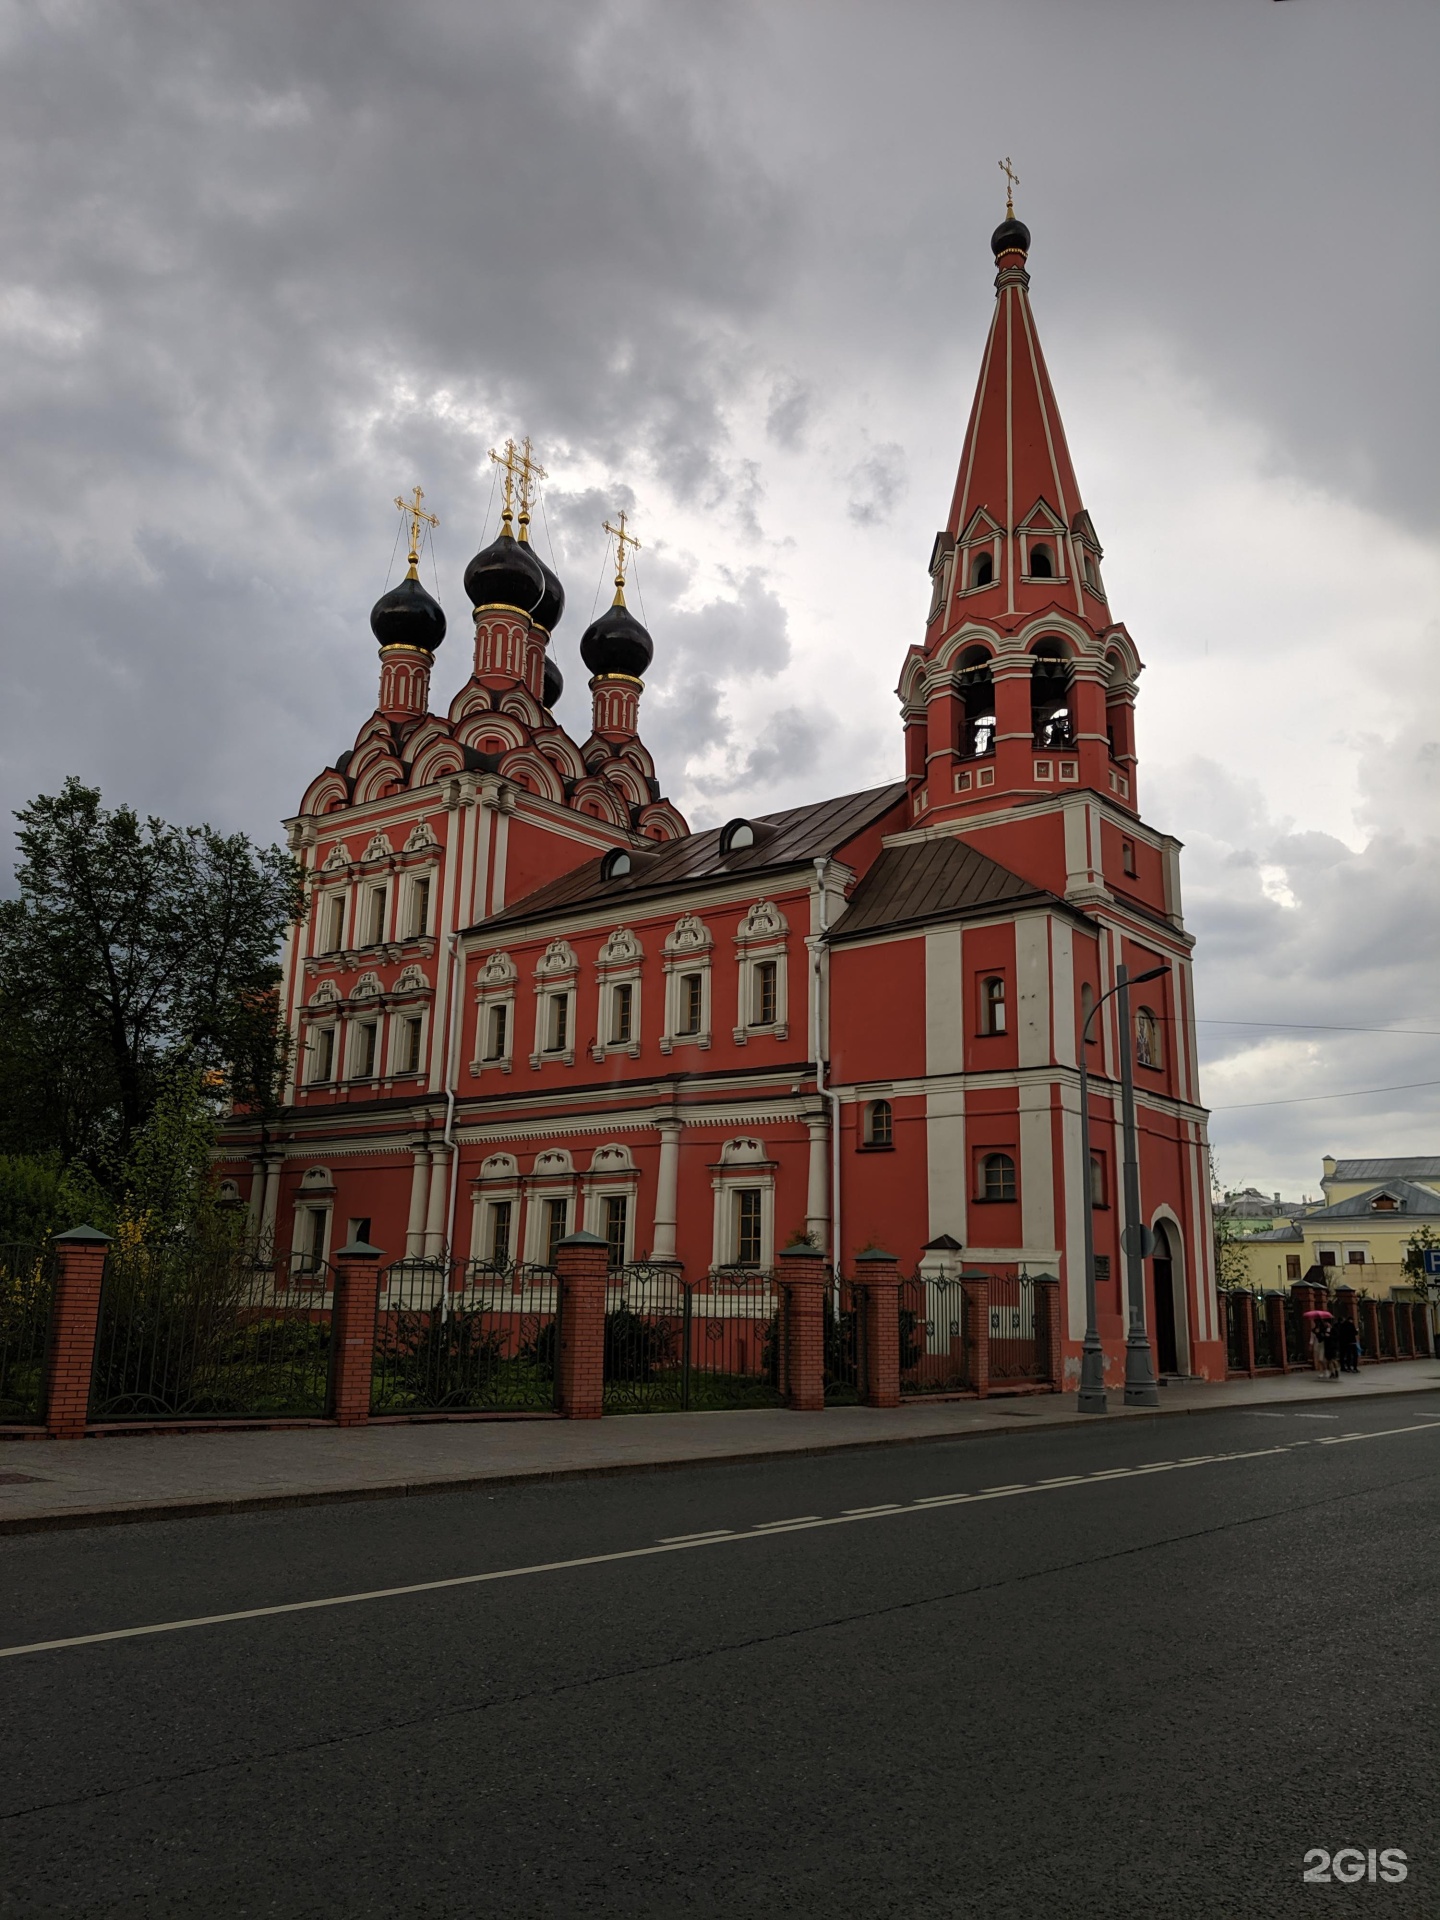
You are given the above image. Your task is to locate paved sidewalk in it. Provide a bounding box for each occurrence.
[2,1361,1437,1535]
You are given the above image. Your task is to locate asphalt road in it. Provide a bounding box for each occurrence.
[2,1396,1437,1920]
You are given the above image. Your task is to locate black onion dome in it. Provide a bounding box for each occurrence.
[580,598,653,679]
[463,525,547,616]
[370,574,447,653]
[542,649,564,710]
[529,547,565,633]
[991,216,1031,257]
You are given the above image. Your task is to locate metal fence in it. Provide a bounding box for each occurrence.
[989,1272,1046,1382]
[0,1241,57,1425]
[899,1274,972,1395]
[1253,1295,1279,1370]
[371,1258,560,1413]
[824,1278,864,1403]
[1223,1290,1247,1372]
[88,1244,334,1421]
[602,1265,783,1413]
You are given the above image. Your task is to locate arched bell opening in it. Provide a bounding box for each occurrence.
[956,645,995,760]
[1030,638,1074,750]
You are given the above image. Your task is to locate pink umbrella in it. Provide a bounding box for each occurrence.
[1303,1308,1333,1319]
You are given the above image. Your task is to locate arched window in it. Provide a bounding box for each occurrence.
[719,819,757,854]
[1030,643,1074,749]
[957,647,995,760]
[1079,981,1096,1044]
[1029,542,1054,578]
[1135,1006,1162,1069]
[863,1099,893,1148]
[1089,1152,1107,1207]
[978,1152,1017,1202]
[601,849,632,880]
[981,975,1006,1035]
[971,552,994,588]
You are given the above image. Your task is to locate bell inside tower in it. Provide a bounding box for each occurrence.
[957,646,996,759]
[1030,641,1074,749]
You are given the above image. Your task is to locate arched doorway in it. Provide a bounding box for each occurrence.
[1150,1219,1185,1375]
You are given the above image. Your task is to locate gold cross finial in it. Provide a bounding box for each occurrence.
[393,485,439,579]
[488,437,521,533]
[515,435,548,543]
[602,509,641,605]
[999,155,1019,217]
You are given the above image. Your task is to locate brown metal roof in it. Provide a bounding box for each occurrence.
[828,835,1068,941]
[468,782,907,936]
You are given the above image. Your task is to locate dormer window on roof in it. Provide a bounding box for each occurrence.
[718,818,778,857]
[601,849,633,880]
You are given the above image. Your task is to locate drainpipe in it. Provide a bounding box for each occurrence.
[443,929,465,1272]
[812,857,843,1283]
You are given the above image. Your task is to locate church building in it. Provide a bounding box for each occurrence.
[223,211,1222,1386]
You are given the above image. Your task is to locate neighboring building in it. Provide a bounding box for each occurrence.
[221,210,1222,1383]
[1244,1154,1440,1296]
[1215,1187,1310,1237]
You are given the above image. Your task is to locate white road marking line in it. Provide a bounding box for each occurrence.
[842,1504,903,1515]
[1038,1476,1085,1486]
[5,1422,1438,1664]
[657,1530,734,1544]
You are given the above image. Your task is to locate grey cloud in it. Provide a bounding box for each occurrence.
[846,442,907,527]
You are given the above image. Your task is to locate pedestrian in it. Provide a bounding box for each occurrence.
[1310,1317,1329,1373]
[1335,1314,1361,1374]
[1322,1317,1342,1380]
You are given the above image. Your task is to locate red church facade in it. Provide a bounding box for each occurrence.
[221,213,1222,1387]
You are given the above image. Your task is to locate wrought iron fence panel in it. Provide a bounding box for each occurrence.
[1223,1291,1247,1372]
[687,1271,783,1411]
[1252,1295,1278,1370]
[1285,1296,1309,1368]
[0,1241,57,1424]
[1379,1305,1396,1357]
[372,1258,559,1413]
[603,1263,688,1412]
[899,1274,972,1395]
[989,1272,1045,1381]
[89,1244,333,1421]
[824,1276,863,1403]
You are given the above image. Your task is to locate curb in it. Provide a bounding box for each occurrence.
[2,1374,1437,1539]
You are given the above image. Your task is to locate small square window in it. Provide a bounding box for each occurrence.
[955,771,972,793]
[1058,760,1078,782]
[1034,760,1053,781]
[977,768,995,788]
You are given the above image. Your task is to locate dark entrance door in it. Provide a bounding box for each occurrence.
[1151,1255,1179,1374]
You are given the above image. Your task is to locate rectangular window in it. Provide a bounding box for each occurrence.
[365,885,387,946]
[603,1195,628,1270]
[486,1003,509,1061]
[735,1189,763,1267]
[321,895,345,953]
[546,993,569,1053]
[981,976,1007,1035]
[355,1022,378,1079]
[1318,1250,1337,1268]
[299,1206,327,1274]
[1121,838,1137,878]
[489,1200,512,1266]
[1346,1250,1366,1265]
[543,1197,568,1264]
[400,1015,423,1074]
[678,972,703,1036]
[752,960,778,1027]
[312,1026,335,1083]
[409,875,430,939]
[1089,1152,1107,1207]
[611,982,633,1045]
[1286,1255,1302,1281]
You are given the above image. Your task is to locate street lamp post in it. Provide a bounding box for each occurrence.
[1076,960,1170,1414]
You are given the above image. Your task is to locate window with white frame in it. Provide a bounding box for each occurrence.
[610,982,633,1045]
[485,1003,509,1060]
[542,1196,569,1263]
[732,899,789,1044]
[473,950,517,1072]
[593,926,644,1061]
[396,1014,424,1075]
[710,1137,776,1272]
[406,872,432,939]
[603,1194,629,1270]
[293,1202,331,1277]
[734,1190,763,1266]
[318,892,345,954]
[660,914,712,1053]
[487,1199,513,1266]
[362,884,387,947]
[529,939,578,1068]
[310,1023,337,1083]
[351,1018,379,1080]
[544,991,570,1053]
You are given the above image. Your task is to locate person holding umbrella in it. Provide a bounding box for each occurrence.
[1304,1308,1333,1375]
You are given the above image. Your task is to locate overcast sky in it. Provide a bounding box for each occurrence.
[2,0,1438,1195]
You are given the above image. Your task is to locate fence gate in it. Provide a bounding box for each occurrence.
[824,1277,863,1403]
[1224,1291,1247,1372]
[899,1274,972,1395]
[603,1265,784,1413]
[88,1246,334,1421]
[988,1272,1046,1383]
[1252,1295,1277,1369]
[0,1242,57,1425]
[371,1258,560,1413]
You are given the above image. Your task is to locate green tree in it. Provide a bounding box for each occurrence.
[0,778,303,1168]
[1402,1225,1440,1300]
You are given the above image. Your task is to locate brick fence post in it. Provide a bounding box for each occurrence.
[1031,1272,1063,1390]
[1268,1293,1289,1371]
[854,1249,902,1408]
[330,1240,383,1426]
[556,1231,609,1419]
[44,1225,112,1439]
[961,1270,990,1399]
[777,1246,827,1411]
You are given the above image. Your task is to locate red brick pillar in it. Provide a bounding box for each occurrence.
[556,1231,609,1419]
[1267,1294,1289,1371]
[330,1239,382,1427]
[1236,1289,1256,1377]
[961,1270,990,1399]
[854,1250,902,1408]
[777,1246,827,1411]
[44,1225,112,1439]
[1362,1296,1380,1365]
[1031,1272,1063,1390]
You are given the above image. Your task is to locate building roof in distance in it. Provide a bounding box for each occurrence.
[468,783,906,937]
[1305,1180,1440,1220]
[828,834,1062,942]
[1327,1156,1440,1184]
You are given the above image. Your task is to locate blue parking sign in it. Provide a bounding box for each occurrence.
[1422,1248,1440,1278]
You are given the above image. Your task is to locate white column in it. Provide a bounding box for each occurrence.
[805,1114,830,1251]
[260,1158,281,1250]
[424,1146,451,1257]
[651,1119,682,1259]
[406,1146,430,1256]
[247,1158,269,1240]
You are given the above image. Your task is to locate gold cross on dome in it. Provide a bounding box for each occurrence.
[602,508,641,601]
[488,437,520,529]
[515,435,548,541]
[999,155,1020,216]
[393,485,439,578]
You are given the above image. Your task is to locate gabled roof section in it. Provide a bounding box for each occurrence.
[1305,1181,1440,1220]
[828,834,1067,942]
[468,783,907,937]
[1328,1156,1440,1185]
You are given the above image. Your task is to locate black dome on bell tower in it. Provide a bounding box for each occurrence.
[990,216,1031,257]
[528,545,565,634]
[580,596,653,679]
[463,522,547,618]
[542,649,564,710]
[370,573,447,653]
